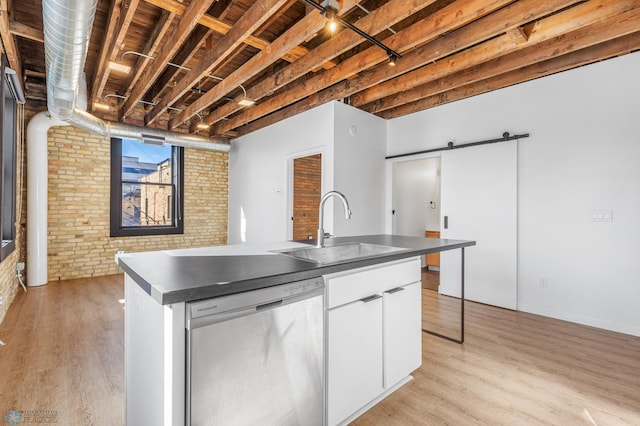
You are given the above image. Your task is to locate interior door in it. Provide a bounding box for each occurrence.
[440,142,517,309]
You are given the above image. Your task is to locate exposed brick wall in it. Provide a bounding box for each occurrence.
[46,125,228,281]
[292,154,321,241]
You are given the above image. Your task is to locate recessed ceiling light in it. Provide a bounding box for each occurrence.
[238,98,256,107]
[108,61,131,74]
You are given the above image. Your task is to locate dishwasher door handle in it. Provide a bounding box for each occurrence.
[256,299,284,311]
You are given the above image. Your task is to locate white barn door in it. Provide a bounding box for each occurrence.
[440,142,518,309]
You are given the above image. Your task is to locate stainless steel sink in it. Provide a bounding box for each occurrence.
[275,242,404,264]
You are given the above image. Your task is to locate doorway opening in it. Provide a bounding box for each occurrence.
[391,156,441,291]
[291,153,322,241]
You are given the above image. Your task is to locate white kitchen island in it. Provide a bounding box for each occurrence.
[118,235,475,425]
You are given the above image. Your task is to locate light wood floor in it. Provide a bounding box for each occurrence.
[1,275,639,425]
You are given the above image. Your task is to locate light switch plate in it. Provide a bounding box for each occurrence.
[591,209,613,222]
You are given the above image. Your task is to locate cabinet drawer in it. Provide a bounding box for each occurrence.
[325,258,420,309]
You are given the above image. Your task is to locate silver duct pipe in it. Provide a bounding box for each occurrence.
[42,0,230,152]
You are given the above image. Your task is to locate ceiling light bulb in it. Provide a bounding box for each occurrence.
[238,98,256,107]
[108,61,131,74]
[327,18,338,32]
[196,122,210,130]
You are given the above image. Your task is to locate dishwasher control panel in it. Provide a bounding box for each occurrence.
[186,277,325,322]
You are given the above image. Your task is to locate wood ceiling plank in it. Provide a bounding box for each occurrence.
[357,0,640,112]
[145,0,233,104]
[376,8,640,114]
[171,0,366,128]
[213,0,516,135]
[121,8,176,100]
[9,20,43,42]
[507,26,529,44]
[90,0,126,108]
[146,0,290,125]
[143,0,334,69]
[0,0,22,81]
[202,0,434,128]
[380,32,640,119]
[121,0,217,118]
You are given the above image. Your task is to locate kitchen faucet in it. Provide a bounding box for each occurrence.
[317,191,352,248]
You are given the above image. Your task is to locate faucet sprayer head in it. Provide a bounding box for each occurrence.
[345,209,352,219]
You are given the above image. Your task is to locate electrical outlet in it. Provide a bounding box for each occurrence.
[538,278,549,288]
[16,262,25,272]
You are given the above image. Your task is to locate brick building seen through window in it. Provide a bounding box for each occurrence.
[110,138,184,237]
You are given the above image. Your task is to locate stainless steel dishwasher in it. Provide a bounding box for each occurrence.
[186,277,325,426]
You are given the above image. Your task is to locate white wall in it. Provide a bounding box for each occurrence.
[391,158,441,236]
[229,101,387,244]
[332,102,387,236]
[387,51,640,336]
[229,103,334,244]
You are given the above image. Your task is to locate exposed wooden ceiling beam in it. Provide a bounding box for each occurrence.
[120,9,176,100]
[333,0,587,108]
[91,0,141,108]
[168,7,326,128]
[226,0,618,137]
[169,0,363,128]
[0,0,22,81]
[142,0,334,69]
[202,0,437,129]
[145,0,233,104]
[213,0,517,135]
[380,32,640,119]
[89,0,124,108]
[354,0,640,111]
[121,0,217,119]
[146,0,290,125]
[9,20,43,42]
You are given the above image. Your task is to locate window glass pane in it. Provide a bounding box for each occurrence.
[121,139,172,181]
[121,183,175,227]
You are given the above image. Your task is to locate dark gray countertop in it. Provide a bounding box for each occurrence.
[117,234,475,305]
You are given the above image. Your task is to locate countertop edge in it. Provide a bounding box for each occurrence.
[118,235,476,305]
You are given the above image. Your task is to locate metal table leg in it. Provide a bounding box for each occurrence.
[422,247,465,344]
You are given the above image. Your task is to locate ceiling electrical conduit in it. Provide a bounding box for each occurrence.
[27,0,230,286]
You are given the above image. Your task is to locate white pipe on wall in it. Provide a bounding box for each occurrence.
[26,112,69,286]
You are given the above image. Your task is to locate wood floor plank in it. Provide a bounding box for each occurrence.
[1,275,638,425]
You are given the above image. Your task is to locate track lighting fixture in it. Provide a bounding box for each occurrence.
[299,0,401,64]
[321,0,339,32]
[387,51,398,66]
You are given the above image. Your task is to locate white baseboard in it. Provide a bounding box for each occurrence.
[517,302,640,337]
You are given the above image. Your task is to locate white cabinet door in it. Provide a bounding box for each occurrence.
[383,281,422,388]
[327,296,384,426]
